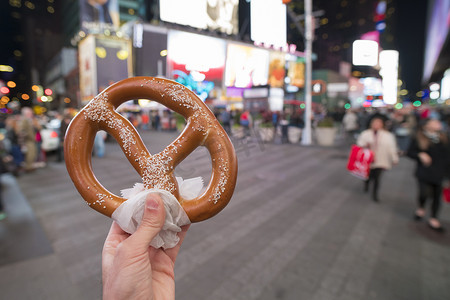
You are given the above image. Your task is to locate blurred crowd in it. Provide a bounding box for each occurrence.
[0,103,448,228]
[1,104,447,175]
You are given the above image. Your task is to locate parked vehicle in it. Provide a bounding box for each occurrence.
[40,118,61,152]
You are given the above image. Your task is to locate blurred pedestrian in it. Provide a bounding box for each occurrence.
[342,109,359,144]
[58,112,72,162]
[280,111,289,144]
[357,110,370,133]
[141,112,150,131]
[357,114,399,202]
[240,110,252,138]
[0,133,14,221]
[152,111,161,131]
[272,111,279,137]
[33,116,45,167]
[94,130,107,158]
[5,116,23,173]
[407,119,450,232]
[18,107,37,172]
[220,109,231,135]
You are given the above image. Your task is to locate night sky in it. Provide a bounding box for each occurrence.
[396,0,429,95]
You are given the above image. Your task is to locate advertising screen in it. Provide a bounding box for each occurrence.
[250,0,287,47]
[268,52,286,88]
[167,30,226,100]
[160,0,238,35]
[352,40,378,66]
[95,37,132,93]
[379,50,399,105]
[79,35,97,104]
[134,25,168,77]
[167,30,226,84]
[360,77,383,96]
[79,35,131,105]
[79,0,120,33]
[224,43,269,88]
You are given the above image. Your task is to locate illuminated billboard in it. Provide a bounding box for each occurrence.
[360,77,383,96]
[268,52,286,88]
[224,43,269,88]
[167,30,226,100]
[379,50,399,105]
[79,35,132,105]
[96,37,132,93]
[352,40,378,66]
[251,0,287,47]
[79,35,97,104]
[134,25,168,77]
[160,0,238,35]
[441,68,450,102]
[167,30,226,84]
[79,0,120,33]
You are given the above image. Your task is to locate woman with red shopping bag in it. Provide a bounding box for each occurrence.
[357,114,399,202]
[407,119,450,232]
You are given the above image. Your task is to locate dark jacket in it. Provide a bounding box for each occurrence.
[407,136,450,185]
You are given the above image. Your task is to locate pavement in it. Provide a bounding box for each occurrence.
[0,130,449,300]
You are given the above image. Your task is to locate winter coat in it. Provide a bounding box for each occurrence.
[342,112,359,131]
[407,135,450,185]
[357,129,399,170]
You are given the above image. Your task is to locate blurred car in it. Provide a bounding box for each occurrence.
[40,118,61,152]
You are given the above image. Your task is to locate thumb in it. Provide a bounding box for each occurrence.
[125,193,166,251]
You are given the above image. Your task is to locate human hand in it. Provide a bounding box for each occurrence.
[418,152,432,167]
[102,193,189,300]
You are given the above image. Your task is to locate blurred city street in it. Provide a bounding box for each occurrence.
[1,0,450,299]
[0,130,449,300]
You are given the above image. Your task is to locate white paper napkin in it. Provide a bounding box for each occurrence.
[111,177,203,249]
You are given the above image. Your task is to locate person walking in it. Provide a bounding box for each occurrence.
[94,130,107,158]
[280,111,290,144]
[5,115,23,174]
[219,109,231,135]
[240,110,252,138]
[18,107,37,172]
[141,112,150,131]
[342,109,359,144]
[407,119,450,232]
[357,114,399,202]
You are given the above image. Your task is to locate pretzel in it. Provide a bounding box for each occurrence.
[64,77,237,222]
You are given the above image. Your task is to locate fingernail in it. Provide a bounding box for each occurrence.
[146,196,159,210]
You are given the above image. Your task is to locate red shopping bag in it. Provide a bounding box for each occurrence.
[347,145,374,180]
[443,187,450,203]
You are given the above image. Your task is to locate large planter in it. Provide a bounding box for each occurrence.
[288,127,302,144]
[315,127,337,146]
[258,127,274,142]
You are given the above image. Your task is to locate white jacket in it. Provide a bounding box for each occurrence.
[342,112,358,131]
[357,129,399,169]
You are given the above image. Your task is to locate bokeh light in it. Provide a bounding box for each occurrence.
[0,87,10,94]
